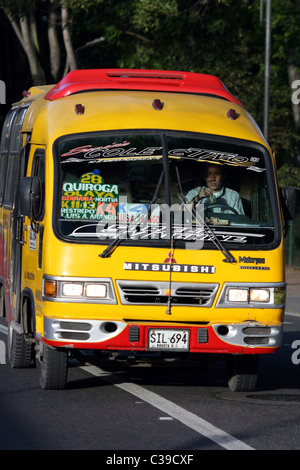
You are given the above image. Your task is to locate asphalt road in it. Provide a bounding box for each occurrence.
[1,310,300,452]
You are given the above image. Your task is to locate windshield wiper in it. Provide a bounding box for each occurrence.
[176,167,236,264]
[99,170,164,258]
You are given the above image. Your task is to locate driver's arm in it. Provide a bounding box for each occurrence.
[231,192,245,215]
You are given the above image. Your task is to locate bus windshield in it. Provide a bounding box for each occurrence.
[55,131,278,249]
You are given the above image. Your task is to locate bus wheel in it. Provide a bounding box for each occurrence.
[226,355,259,392]
[36,340,68,390]
[8,324,34,368]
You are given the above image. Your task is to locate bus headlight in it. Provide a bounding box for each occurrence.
[217,283,286,308]
[43,276,116,303]
[250,288,270,302]
[86,283,107,298]
[228,288,248,302]
[227,287,271,303]
[62,282,84,297]
[61,282,107,298]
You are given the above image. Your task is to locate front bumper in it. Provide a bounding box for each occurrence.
[43,317,282,354]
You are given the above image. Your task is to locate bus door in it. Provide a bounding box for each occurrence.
[0,107,18,317]
[19,147,45,316]
[2,105,30,322]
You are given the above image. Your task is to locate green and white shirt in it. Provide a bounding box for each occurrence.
[185,186,245,215]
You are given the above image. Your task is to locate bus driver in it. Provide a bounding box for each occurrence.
[185,163,245,222]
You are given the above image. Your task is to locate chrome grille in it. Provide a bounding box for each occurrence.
[117,281,218,306]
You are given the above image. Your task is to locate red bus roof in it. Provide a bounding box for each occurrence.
[44,69,243,106]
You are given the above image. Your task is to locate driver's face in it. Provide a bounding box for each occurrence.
[204,165,223,192]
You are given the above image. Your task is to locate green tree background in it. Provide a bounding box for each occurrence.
[0,0,300,185]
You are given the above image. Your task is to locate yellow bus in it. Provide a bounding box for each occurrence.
[0,69,295,390]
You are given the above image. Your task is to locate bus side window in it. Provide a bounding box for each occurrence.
[31,149,45,219]
[0,108,18,206]
[3,106,30,210]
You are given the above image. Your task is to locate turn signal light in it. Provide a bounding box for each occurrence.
[44,280,57,298]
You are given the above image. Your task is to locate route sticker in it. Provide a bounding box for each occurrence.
[61,170,119,221]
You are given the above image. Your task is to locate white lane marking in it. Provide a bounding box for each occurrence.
[80,364,254,451]
[0,324,8,335]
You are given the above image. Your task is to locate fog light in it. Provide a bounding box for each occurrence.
[250,288,270,302]
[86,283,107,298]
[228,288,248,302]
[62,282,84,297]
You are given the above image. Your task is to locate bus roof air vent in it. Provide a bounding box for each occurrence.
[43,69,243,106]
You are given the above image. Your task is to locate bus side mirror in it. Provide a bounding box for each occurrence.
[19,176,43,220]
[280,186,299,221]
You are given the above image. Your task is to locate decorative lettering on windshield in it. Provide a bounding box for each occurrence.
[61,170,119,220]
[61,141,131,157]
[60,142,264,170]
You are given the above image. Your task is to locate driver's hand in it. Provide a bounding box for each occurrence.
[198,187,213,199]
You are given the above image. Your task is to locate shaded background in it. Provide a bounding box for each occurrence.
[0,0,300,265]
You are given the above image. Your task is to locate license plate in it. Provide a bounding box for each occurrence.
[148,329,189,351]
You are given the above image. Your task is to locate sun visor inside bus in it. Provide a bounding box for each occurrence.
[43,69,243,106]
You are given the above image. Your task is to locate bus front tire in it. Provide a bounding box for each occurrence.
[8,325,34,368]
[227,355,259,392]
[37,341,68,390]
